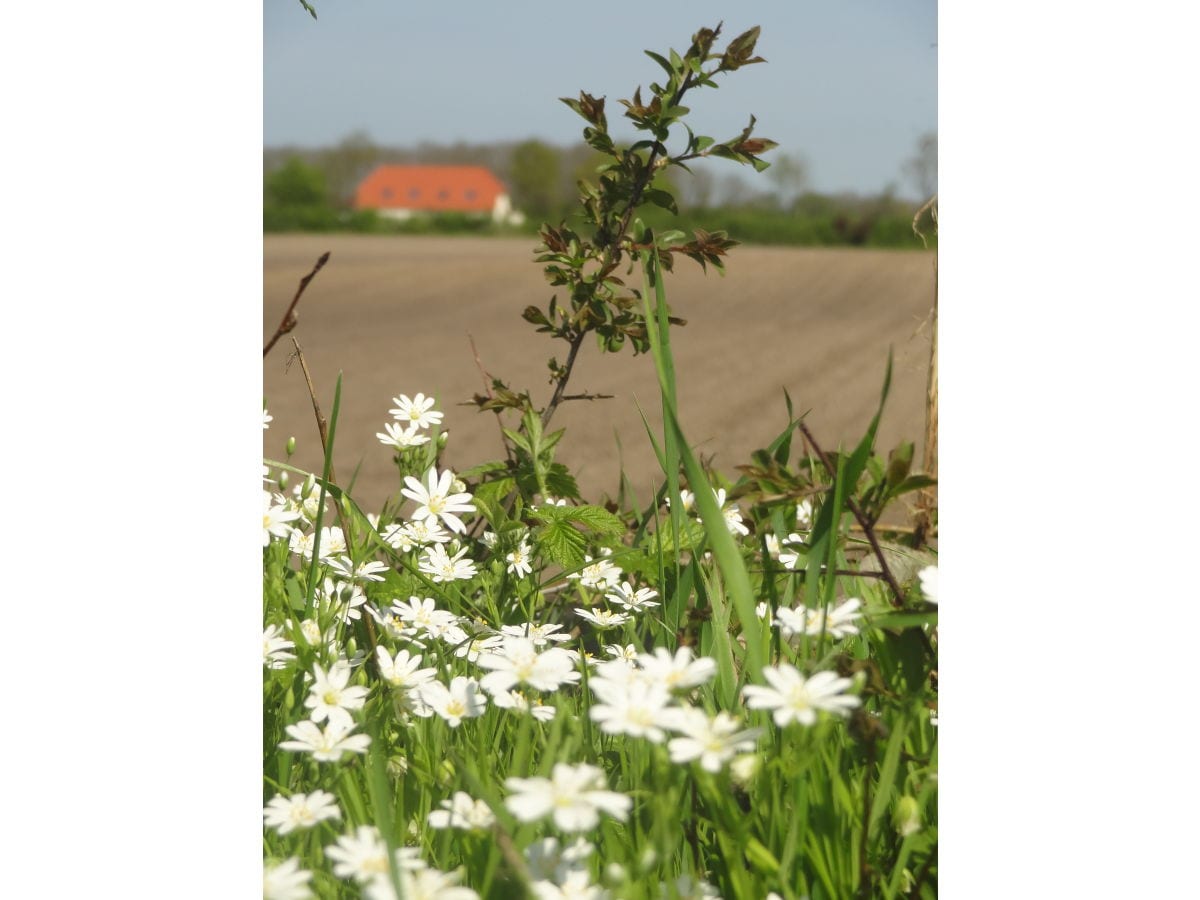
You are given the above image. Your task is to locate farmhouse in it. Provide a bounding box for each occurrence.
[353,165,522,224]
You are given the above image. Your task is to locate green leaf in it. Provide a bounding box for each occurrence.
[534,518,588,568]
[889,474,937,498]
[645,49,675,78]
[643,188,678,214]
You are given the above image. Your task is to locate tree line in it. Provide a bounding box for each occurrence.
[264,132,936,248]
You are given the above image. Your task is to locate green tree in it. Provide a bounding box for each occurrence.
[264,158,329,208]
[317,131,383,207]
[508,139,563,220]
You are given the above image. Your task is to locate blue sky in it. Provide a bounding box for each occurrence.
[265,1,936,196]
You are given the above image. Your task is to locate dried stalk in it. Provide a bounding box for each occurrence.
[264,251,330,358]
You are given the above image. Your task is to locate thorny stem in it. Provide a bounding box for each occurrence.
[540,331,587,428]
[538,56,708,431]
[797,421,908,609]
[264,251,330,358]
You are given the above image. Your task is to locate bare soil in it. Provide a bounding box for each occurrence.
[264,235,936,514]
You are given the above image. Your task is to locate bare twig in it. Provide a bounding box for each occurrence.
[264,251,330,358]
[560,392,615,402]
[468,333,515,464]
[798,421,908,608]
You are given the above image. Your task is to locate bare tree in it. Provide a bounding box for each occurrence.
[903,132,937,199]
[766,152,809,209]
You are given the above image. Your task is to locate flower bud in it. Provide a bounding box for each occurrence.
[729,753,761,786]
[387,755,409,778]
[452,478,467,494]
[286,436,296,456]
[438,431,450,447]
[894,795,921,837]
[437,758,456,785]
[638,847,658,873]
[604,864,627,885]
[277,471,289,491]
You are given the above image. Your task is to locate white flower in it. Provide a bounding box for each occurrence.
[304,661,369,728]
[401,468,476,534]
[389,392,443,430]
[390,596,460,635]
[505,763,631,832]
[588,679,673,742]
[263,491,300,547]
[377,421,432,450]
[419,543,478,582]
[279,718,371,761]
[478,637,581,694]
[365,866,478,900]
[637,646,717,690]
[754,602,775,627]
[667,489,695,513]
[263,408,273,430]
[604,643,640,664]
[918,565,938,604]
[263,624,296,670]
[538,496,569,507]
[574,607,630,629]
[774,597,863,641]
[427,791,496,831]
[501,622,571,646]
[662,708,762,773]
[417,676,488,727]
[764,533,781,559]
[506,541,534,578]
[382,518,452,553]
[491,689,557,721]
[263,857,312,900]
[289,525,346,562]
[374,646,437,692]
[453,631,504,663]
[313,577,368,623]
[327,557,390,584]
[567,553,623,590]
[742,664,860,727]
[263,790,341,835]
[525,837,594,883]
[531,870,606,900]
[715,488,749,537]
[795,498,815,531]
[325,826,423,884]
[777,532,806,570]
[604,582,660,612]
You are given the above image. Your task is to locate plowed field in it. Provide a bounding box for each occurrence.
[264,235,936,513]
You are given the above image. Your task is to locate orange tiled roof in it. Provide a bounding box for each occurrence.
[354,165,508,213]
